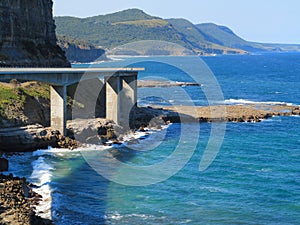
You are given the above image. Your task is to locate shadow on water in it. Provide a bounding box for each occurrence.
[48,122,182,224]
[48,152,110,224]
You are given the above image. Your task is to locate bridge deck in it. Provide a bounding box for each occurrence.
[0,67,144,86]
[0,67,144,74]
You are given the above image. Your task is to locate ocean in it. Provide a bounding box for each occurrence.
[4,53,300,224]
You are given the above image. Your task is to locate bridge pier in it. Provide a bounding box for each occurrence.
[106,74,137,129]
[51,74,138,136]
[50,85,67,135]
[0,68,142,136]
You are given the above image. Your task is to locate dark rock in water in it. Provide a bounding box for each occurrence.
[0,174,54,224]
[0,0,70,67]
[0,158,8,172]
[98,126,107,135]
[138,126,146,132]
[0,126,78,152]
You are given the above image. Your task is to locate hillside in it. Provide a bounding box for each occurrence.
[195,23,260,52]
[55,9,188,50]
[55,8,238,55]
[54,8,300,56]
[166,19,246,54]
[195,23,300,53]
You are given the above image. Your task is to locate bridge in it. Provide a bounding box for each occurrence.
[0,68,143,135]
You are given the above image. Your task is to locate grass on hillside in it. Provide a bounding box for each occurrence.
[0,81,50,118]
[112,19,169,28]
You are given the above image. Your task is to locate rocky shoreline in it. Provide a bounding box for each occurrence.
[1,104,300,152]
[0,174,54,225]
[161,104,300,123]
[137,80,201,88]
[0,125,78,152]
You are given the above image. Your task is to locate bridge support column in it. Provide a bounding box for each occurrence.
[106,74,137,129]
[106,76,121,125]
[120,75,137,129]
[50,85,67,135]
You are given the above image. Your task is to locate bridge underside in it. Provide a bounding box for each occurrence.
[0,68,141,135]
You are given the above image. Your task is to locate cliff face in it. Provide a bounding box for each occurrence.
[57,36,107,63]
[0,0,70,67]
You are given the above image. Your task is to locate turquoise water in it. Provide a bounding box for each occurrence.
[6,54,300,224]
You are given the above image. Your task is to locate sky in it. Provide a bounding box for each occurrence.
[53,0,300,44]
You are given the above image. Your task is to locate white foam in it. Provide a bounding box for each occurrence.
[107,212,158,221]
[122,125,170,151]
[30,156,53,219]
[25,125,169,220]
[33,145,112,157]
[2,153,53,217]
[224,98,294,106]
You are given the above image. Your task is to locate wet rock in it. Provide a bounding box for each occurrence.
[106,129,116,139]
[138,126,146,132]
[0,126,79,152]
[39,130,48,136]
[98,126,107,135]
[0,174,54,225]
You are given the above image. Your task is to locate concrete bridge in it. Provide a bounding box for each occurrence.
[0,68,143,135]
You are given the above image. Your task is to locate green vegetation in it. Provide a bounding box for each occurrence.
[166,19,243,54]
[196,23,249,47]
[166,18,208,48]
[85,8,159,24]
[55,8,300,56]
[195,23,262,52]
[20,82,50,99]
[0,85,24,118]
[112,19,169,27]
[57,35,95,49]
[0,86,21,104]
[55,9,187,49]
[0,82,50,118]
[54,8,246,55]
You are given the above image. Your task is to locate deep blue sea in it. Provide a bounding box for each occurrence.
[5,53,300,224]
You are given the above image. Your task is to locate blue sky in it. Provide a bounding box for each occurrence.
[53,0,300,44]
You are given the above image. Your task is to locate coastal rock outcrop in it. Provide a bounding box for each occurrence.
[0,174,54,225]
[0,0,70,67]
[162,104,300,123]
[0,125,78,152]
[67,118,124,145]
[57,36,107,63]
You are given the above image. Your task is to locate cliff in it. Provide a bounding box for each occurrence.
[0,0,70,67]
[57,36,107,63]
